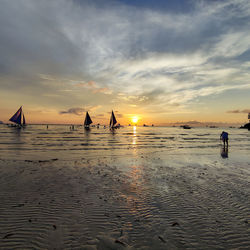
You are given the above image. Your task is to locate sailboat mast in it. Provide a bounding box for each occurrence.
[23,114,26,125]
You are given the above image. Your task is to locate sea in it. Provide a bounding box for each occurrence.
[0,124,249,161]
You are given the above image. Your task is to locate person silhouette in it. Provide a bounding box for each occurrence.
[220,131,228,147]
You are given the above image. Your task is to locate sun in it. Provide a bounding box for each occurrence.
[131,116,139,124]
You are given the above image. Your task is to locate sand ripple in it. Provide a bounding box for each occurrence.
[0,151,250,249]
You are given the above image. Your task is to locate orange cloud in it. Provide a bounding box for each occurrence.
[75,81,112,94]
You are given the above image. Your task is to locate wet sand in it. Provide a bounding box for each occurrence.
[0,151,250,249]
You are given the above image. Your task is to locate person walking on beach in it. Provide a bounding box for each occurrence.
[220,131,228,147]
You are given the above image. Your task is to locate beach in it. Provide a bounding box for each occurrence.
[0,125,250,249]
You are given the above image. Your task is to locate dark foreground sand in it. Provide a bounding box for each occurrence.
[0,152,250,249]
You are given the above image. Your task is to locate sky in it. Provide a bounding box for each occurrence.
[0,0,250,125]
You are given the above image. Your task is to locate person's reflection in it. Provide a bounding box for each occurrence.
[220,146,228,158]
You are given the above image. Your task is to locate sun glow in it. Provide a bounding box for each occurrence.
[131,116,139,124]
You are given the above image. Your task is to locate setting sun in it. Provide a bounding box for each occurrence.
[131,116,139,124]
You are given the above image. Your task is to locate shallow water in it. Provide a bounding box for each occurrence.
[0,124,249,160]
[0,125,250,249]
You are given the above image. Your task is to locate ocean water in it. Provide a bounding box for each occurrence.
[0,124,249,161]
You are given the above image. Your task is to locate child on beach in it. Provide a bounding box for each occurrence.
[220,131,228,147]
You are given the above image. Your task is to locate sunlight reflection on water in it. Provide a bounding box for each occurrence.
[0,124,249,161]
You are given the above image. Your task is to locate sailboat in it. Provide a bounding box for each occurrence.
[109,110,118,129]
[9,106,26,127]
[84,111,93,129]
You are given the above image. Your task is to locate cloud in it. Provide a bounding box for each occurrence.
[75,81,112,94]
[116,114,123,118]
[227,109,250,114]
[59,108,85,116]
[59,105,100,115]
[1,0,250,119]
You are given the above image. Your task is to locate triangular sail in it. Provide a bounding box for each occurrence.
[84,112,93,126]
[9,106,22,125]
[23,114,26,125]
[109,110,117,127]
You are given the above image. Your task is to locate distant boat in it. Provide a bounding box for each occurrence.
[239,113,250,130]
[240,123,250,130]
[181,125,191,129]
[9,106,26,127]
[84,111,92,129]
[109,110,118,129]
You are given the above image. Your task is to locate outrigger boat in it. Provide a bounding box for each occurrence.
[181,125,191,129]
[109,110,120,129]
[84,111,93,129]
[9,106,26,127]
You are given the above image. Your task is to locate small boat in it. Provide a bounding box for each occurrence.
[181,125,191,129]
[239,113,250,130]
[9,106,26,127]
[109,110,118,129]
[84,111,93,129]
[240,123,250,130]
